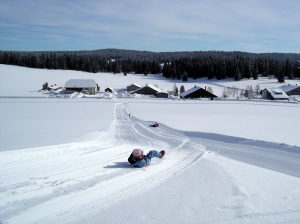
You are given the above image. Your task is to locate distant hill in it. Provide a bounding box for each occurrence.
[4,48,300,62]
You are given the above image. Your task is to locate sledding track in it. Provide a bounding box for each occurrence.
[0,103,205,224]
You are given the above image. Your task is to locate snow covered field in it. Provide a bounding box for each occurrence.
[0,64,300,223]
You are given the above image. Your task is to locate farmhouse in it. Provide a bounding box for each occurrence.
[180,86,217,99]
[279,84,300,95]
[130,84,161,96]
[65,79,99,95]
[127,83,141,91]
[261,88,289,100]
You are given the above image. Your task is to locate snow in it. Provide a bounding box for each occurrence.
[0,64,300,224]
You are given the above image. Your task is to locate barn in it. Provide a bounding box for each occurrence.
[261,88,289,100]
[180,86,217,99]
[130,84,161,96]
[65,79,99,95]
[280,84,300,95]
[127,83,141,91]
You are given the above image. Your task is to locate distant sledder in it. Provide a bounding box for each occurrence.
[149,122,159,127]
[128,149,165,168]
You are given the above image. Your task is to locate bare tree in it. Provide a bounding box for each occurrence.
[173,83,178,96]
[222,87,229,98]
[207,86,213,94]
[255,84,261,96]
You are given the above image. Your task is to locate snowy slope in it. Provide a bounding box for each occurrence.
[1,65,300,223]
[1,102,300,224]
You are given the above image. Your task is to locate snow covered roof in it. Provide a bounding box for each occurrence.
[130,84,161,94]
[180,86,201,97]
[145,84,161,92]
[127,83,141,88]
[48,85,62,90]
[279,84,299,93]
[264,88,289,99]
[65,79,96,88]
[105,87,116,93]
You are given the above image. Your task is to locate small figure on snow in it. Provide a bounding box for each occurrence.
[149,122,159,127]
[128,149,165,168]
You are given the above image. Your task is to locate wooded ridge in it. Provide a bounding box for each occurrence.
[1,49,299,82]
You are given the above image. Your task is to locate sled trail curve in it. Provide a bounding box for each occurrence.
[0,103,205,224]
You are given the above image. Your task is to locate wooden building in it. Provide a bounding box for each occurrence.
[131,84,161,96]
[180,86,217,99]
[156,91,169,98]
[127,83,141,91]
[280,84,300,95]
[261,88,289,100]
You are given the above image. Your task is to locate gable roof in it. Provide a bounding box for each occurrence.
[65,79,96,88]
[144,84,161,92]
[127,83,141,88]
[131,84,161,94]
[180,86,217,98]
[180,86,201,97]
[263,88,289,99]
[279,84,300,93]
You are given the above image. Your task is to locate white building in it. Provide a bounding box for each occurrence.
[65,79,99,95]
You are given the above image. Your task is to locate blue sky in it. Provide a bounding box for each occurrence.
[0,0,299,53]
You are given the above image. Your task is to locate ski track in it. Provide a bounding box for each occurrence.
[0,103,205,224]
[1,102,299,224]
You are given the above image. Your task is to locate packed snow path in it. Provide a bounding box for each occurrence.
[0,103,204,223]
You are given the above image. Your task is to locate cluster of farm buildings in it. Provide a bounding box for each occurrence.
[42,79,300,100]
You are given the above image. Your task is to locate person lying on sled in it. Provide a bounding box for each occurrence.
[150,122,159,127]
[128,149,165,168]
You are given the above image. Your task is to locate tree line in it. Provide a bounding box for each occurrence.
[162,56,300,82]
[9,48,298,62]
[0,51,161,75]
[1,50,299,82]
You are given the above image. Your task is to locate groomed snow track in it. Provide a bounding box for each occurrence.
[0,103,205,223]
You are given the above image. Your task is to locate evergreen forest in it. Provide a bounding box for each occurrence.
[1,49,299,82]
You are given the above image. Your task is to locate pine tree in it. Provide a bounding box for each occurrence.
[171,60,176,79]
[207,63,214,79]
[220,60,226,79]
[180,85,185,93]
[277,70,285,83]
[253,63,258,80]
[176,64,182,79]
[234,67,242,81]
[244,60,252,79]
[285,59,293,79]
[162,62,171,78]
[182,71,188,81]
